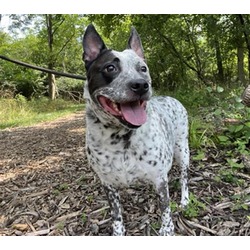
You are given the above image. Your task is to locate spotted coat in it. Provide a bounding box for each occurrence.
[83,24,189,236]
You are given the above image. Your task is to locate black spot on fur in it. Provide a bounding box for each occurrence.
[94,118,100,124]
[117,216,122,222]
[110,132,121,145]
[86,109,99,122]
[87,147,91,155]
[147,160,157,166]
[111,132,120,140]
[123,130,133,149]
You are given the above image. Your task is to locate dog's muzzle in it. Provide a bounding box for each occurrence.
[98,96,148,127]
[96,79,151,128]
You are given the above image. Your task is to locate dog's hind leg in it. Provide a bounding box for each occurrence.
[103,184,125,236]
[156,179,175,236]
[174,139,189,208]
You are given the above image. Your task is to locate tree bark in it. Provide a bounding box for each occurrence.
[214,39,224,82]
[48,72,56,100]
[237,46,245,84]
[238,14,250,81]
[46,14,56,100]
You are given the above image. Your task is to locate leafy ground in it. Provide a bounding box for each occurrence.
[0,110,250,236]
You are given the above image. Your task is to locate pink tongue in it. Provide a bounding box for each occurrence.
[120,101,147,126]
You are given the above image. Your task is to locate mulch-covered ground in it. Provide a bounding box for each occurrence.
[0,111,250,236]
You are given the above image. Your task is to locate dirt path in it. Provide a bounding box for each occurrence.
[0,112,250,236]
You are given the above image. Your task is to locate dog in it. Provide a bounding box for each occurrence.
[82,24,189,236]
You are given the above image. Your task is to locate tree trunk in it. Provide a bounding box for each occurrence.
[48,73,56,100]
[214,39,224,82]
[46,14,56,100]
[237,46,245,85]
[238,15,250,82]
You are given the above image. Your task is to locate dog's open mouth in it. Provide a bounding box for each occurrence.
[98,96,147,126]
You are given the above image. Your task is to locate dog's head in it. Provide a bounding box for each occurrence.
[83,24,152,129]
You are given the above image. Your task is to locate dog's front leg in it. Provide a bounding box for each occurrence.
[103,184,125,236]
[156,179,175,236]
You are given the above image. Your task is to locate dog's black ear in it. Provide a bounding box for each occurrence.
[127,27,144,59]
[83,24,107,67]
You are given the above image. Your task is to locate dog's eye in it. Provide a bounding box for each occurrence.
[141,66,147,72]
[105,65,116,73]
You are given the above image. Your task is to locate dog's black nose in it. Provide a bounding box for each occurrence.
[130,79,149,95]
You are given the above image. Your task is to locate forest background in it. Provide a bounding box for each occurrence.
[1,14,250,100]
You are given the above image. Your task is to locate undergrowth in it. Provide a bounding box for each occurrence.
[0,95,84,129]
[165,84,250,218]
[166,84,250,153]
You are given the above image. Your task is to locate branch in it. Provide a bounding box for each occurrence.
[238,14,250,51]
[155,26,199,74]
[0,55,86,80]
[52,17,65,36]
[55,30,76,58]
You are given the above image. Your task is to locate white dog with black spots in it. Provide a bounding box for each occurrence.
[82,24,189,236]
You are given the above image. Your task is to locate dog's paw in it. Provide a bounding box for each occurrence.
[159,213,175,236]
[159,225,175,236]
[112,221,125,236]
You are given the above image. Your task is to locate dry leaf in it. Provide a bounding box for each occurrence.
[12,224,29,231]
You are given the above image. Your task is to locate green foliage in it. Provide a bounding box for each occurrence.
[1,14,250,98]
[170,201,179,213]
[217,120,250,153]
[231,193,250,211]
[209,86,250,157]
[216,168,241,185]
[88,14,250,90]
[180,84,250,158]
[192,150,206,161]
[151,221,161,231]
[15,93,27,104]
[58,183,69,191]
[0,35,46,98]
[183,193,206,219]
[52,189,60,196]
[56,221,65,231]
[189,118,215,149]
[1,15,86,99]
[81,212,87,224]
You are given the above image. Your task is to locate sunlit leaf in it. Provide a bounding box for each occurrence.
[216,86,224,93]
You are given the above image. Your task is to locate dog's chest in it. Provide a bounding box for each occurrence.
[86,110,175,187]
